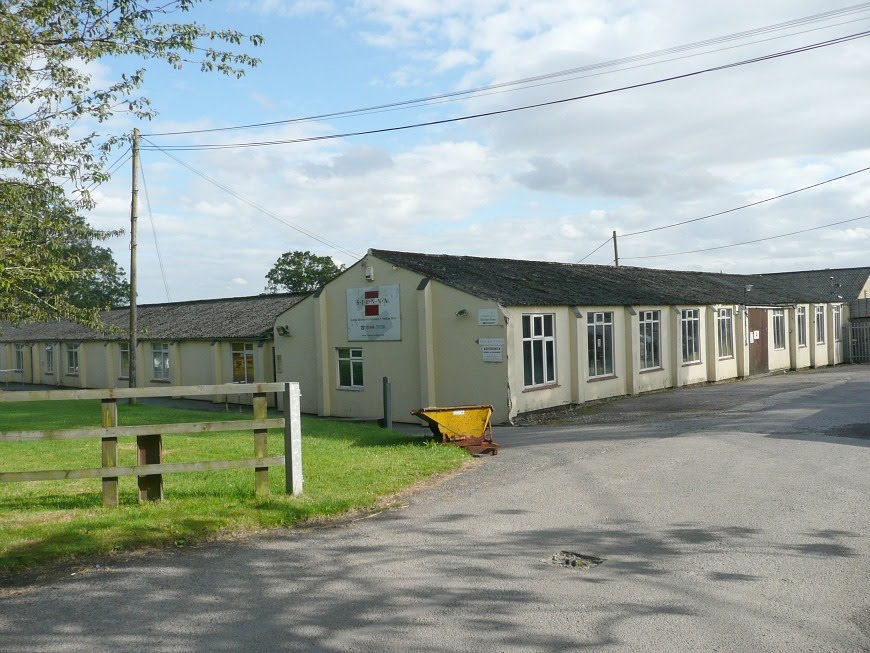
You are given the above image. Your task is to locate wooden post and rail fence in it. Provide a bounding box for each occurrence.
[0,382,303,506]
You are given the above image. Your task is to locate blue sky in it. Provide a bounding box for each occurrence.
[83,1,870,302]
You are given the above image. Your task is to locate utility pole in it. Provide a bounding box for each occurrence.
[129,128,139,404]
[612,230,619,267]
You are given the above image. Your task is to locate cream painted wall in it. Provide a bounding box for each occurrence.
[809,305,830,367]
[179,341,214,383]
[274,257,515,422]
[275,257,429,422]
[504,306,574,419]
[672,307,709,387]
[767,309,792,372]
[579,307,628,402]
[429,282,510,420]
[274,297,319,414]
[792,306,812,369]
[633,307,672,393]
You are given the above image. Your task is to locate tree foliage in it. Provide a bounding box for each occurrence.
[0,181,127,328]
[0,1,262,327]
[265,251,345,293]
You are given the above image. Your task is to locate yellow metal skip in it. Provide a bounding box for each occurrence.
[410,404,500,455]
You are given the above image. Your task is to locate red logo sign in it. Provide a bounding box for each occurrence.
[364,290,380,316]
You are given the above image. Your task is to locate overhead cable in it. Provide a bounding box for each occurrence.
[620,164,870,237]
[621,214,870,260]
[143,138,361,260]
[141,3,870,137]
[140,30,870,151]
[577,236,614,264]
[140,162,173,302]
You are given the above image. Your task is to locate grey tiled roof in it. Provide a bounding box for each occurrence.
[371,249,870,307]
[0,293,306,343]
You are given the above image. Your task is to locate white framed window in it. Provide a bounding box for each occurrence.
[523,314,556,387]
[772,309,786,350]
[717,308,734,359]
[681,309,701,364]
[833,306,842,342]
[337,347,364,389]
[45,344,54,374]
[587,311,614,378]
[119,343,130,379]
[151,342,170,381]
[232,342,255,383]
[639,310,661,370]
[14,344,25,371]
[815,306,826,344]
[66,343,80,375]
[796,306,807,347]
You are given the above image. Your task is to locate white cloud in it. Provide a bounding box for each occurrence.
[84,0,870,302]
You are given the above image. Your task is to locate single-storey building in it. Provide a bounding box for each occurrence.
[272,250,870,423]
[0,293,305,405]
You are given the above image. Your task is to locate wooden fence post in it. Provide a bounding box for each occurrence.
[284,383,303,496]
[137,433,163,501]
[100,398,119,507]
[253,392,269,497]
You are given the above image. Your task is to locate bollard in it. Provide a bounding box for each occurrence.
[382,376,392,430]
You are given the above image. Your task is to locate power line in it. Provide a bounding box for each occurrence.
[140,30,870,152]
[141,3,870,138]
[142,137,361,260]
[139,160,172,302]
[577,236,614,264]
[621,214,870,260]
[620,163,870,237]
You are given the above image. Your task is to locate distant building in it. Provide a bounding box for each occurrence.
[272,250,870,423]
[0,293,305,406]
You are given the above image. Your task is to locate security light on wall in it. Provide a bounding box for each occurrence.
[276,325,291,337]
[364,266,375,282]
[455,309,469,317]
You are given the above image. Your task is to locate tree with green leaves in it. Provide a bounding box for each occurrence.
[265,251,345,293]
[0,1,263,327]
[0,182,128,328]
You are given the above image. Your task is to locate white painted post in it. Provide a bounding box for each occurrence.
[284,382,303,496]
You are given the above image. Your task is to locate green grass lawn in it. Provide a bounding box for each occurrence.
[0,400,468,574]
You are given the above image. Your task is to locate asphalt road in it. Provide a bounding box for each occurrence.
[1,367,868,652]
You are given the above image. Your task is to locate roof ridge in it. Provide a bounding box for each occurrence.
[109,291,309,311]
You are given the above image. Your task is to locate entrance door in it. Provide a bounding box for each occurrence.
[748,308,769,375]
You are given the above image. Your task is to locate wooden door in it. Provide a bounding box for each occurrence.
[748,309,769,375]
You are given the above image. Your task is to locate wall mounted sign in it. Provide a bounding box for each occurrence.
[480,337,504,362]
[478,308,499,326]
[347,284,401,341]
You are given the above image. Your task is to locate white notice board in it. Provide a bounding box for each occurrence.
[347,285,401,341]
[480,337,504,362]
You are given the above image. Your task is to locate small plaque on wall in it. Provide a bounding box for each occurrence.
[478,308,499,325]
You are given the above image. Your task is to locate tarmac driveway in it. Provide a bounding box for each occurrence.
[1,367,868,652]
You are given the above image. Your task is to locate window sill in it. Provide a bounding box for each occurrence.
[639,367,663,374]
[522,382,559,393]
[337,386,364,392]
[717,356,735,361]
[150,379,171,384]
[587,375,617,383]
[681,361,703,367]
[65,373,79,377]
[773,347,786,351]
